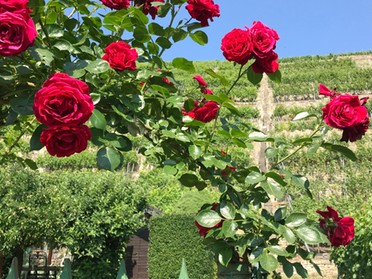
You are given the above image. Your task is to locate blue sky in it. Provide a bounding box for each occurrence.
[162,0,372,61]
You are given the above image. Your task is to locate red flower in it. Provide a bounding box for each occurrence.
[101,0,130,10]
[0,8,37,56]
[252,51,279,74]
[316,206,355,247]
[250,21,279,59]
[186,0,220,27]
[40,125,92,157]
[103,41,138,71]
[193,75,208,88]
[201,88,213,95]
[33,73,94,126]
[320,84,369,142]
[0,0,28,11]
[134,0,164,20]
[195,203,223,237]
[221,28,253,65]
[183,101,218,123]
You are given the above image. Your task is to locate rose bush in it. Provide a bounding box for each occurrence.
[0,0,366,278]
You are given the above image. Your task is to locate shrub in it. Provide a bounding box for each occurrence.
[149,215,216,279]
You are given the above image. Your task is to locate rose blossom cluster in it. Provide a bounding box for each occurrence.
[319,84,370,142]
[0,0,37,56]
[33,73,94,157]
[103,41,138,71]
[183,75,218,123]
[221,21,279,74]
[195,203,223,237]
[316,206,355,247]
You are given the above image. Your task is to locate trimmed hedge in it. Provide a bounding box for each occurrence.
[149,215,216,279]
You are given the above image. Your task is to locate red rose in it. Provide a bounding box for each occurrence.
[250,21,279,59]
[134,0,164,20]
[101,0,130,10]
[33,73,94,126]
[221,28,253,65]
[40,125,92,157]
[193,75,208,88]
[316,206,355,247]
[186,0,220,27]
[183,101,218,123]
[252,51,279,74]
[0,8,37,56]
[195,203,223,237]
[103,41,138,71]
[0,0,28,11]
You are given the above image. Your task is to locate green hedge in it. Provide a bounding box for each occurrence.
[149,215,216,279]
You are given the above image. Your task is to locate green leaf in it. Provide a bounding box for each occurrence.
[195,209,222,228]
[247,65,263,85]
[9,94,34,115]
[293,262,308,278]
[179,173,198,187]
[97,147,123,171]
[90,93,101,105]
[291,174,313,199]
[156,37,172,49]
[321,143,357,161]
[204,68,229,87]
[221,220,238,238]
[104,133,132,151]
[259,252,278,273]
[295,226,323,244]
[274,207,287,222]
[245,171,266,185]
[220,200,236,219]
[267,246,289,257]
[163,165,177,175]
[203,94,222,104]
[30,125,44,151]
[172,29,188,42]
[265,172,286,186]
[85,59,110,74]
[178,258,189,279]
[188,145,202,160]
[265,147,278,159]
[260,180,285,199]
[267,69,281,83]
[90,109,107,130]
[172,58,195,73]
[279,225,296,244]
[281,258,294,278]
[285,213,307,228]
[148,22,164,36]
[190,31,208,45]
[24,159,38,170]
[218,248,233,267]
[293,111,317,121]
[248,131,268,141]
[30,47,55,65]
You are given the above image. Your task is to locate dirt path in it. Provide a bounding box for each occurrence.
[253,75,275,171]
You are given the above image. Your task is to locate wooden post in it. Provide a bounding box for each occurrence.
[47,248,53,266]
